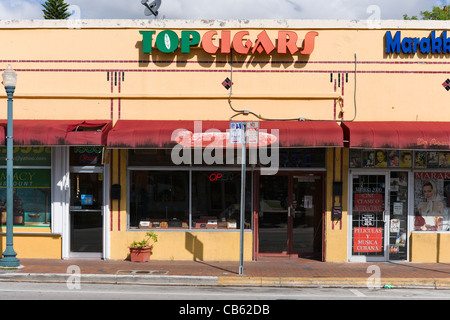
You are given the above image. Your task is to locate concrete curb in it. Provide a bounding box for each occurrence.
[0,273,218,286]
[216,276,450,289]
[0,273,448,289]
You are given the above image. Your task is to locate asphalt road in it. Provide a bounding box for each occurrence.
[0,281,448,300]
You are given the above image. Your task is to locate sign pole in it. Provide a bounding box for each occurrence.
[239,123,246,276]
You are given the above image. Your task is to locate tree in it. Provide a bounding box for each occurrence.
[404,4,450,20]
[42,0,72,19]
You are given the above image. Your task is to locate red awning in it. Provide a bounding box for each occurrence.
[342,121,450,149]
[107,120,343,148]
[0,120,112,146]
[0,125,5,145]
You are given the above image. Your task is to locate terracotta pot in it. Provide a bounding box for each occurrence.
[129,246,152,262]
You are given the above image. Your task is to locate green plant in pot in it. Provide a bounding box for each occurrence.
[128,231,158,262]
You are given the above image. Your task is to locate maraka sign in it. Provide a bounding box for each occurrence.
[386,30,450,54]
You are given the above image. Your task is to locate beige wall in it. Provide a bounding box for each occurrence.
[1,20,449,123]
[0,232,61,259]
[111,230,253,261]
[411,232,450,263]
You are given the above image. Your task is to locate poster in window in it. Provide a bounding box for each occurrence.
[362,150,375,168]
[361,213,375,227]
[399,151,412,168]
[375,150,387,168]
[393,202,403,215]
[414,173,449,231]
[427,152,439,168]
[439,152,450,168]
[395,233,406,246]
[389,245,399,254]
[349,149,361,168]
[353,227,383,253]
[390,219,400,232]
[354,193,383,212]
[388,150,399,167]
[414,151,427,168]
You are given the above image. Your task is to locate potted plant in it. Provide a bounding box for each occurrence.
[128,231,158,262]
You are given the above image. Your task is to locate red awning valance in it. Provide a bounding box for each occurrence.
[0,120,112,146]
[107,120,343,148]
[0,125,5,145]
[342,121,450,150]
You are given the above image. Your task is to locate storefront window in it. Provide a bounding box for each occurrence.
[0,147,51,227]
[279,148,326,168]
[129,171,189,228]
[350,149,412,169]
[128,170,251,230]
[414,172,450,231]
[127,148,325,230]
[128,149,189,167]
[350,149,450,234]
[192,171,251,229]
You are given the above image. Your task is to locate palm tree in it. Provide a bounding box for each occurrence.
[42,0,72,20]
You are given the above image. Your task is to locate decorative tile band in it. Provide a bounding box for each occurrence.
[1,59,450,65]
[9,68,450,74]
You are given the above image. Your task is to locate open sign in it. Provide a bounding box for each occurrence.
[209,173,223,182]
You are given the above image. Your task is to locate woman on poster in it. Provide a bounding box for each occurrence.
[415,180,447,231]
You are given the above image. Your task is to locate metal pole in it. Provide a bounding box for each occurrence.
[239,123,246,275]
[0,86,20,267]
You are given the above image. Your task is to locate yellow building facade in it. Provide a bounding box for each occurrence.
[0,19,449,263]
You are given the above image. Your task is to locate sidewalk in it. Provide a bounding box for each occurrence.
[0,257,449,289]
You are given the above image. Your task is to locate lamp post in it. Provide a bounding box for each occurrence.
[0,65,20,268]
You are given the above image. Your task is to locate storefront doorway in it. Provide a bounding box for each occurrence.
[349,171,409,262]
[69,168,104,258]
[257,172,324,259]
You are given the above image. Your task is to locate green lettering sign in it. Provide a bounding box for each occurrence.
[181,31,200,53]
[155,30,179,53]
[140,30,201,54]
[139,30,156,53]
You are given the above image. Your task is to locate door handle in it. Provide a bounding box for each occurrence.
[382,210,388,224]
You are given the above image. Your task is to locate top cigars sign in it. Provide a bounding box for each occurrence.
[139,30,319,55]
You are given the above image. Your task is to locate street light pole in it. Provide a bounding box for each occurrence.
[0,65,20,268]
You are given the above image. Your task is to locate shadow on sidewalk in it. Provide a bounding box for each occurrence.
[388,262,450,276]
[193,260,239,275]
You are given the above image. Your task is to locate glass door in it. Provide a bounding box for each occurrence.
[292,174,324,259]
[350,173,388,261]
[259,175,289,254]
[69,169,104,257]
[258,173,324,258]
[388,171,409,260]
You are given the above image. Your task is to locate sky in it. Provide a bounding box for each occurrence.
[0,0,448,20]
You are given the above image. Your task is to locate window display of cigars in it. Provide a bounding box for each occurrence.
[138,217,237,229]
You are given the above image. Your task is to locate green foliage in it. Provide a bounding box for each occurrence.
[404,5,450,20]
[129,232,159,248]
[42,0,72,20]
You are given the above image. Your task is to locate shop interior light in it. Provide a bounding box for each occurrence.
[2,65,17,87]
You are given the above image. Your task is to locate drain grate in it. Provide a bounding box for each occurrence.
[116,270,169,275]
